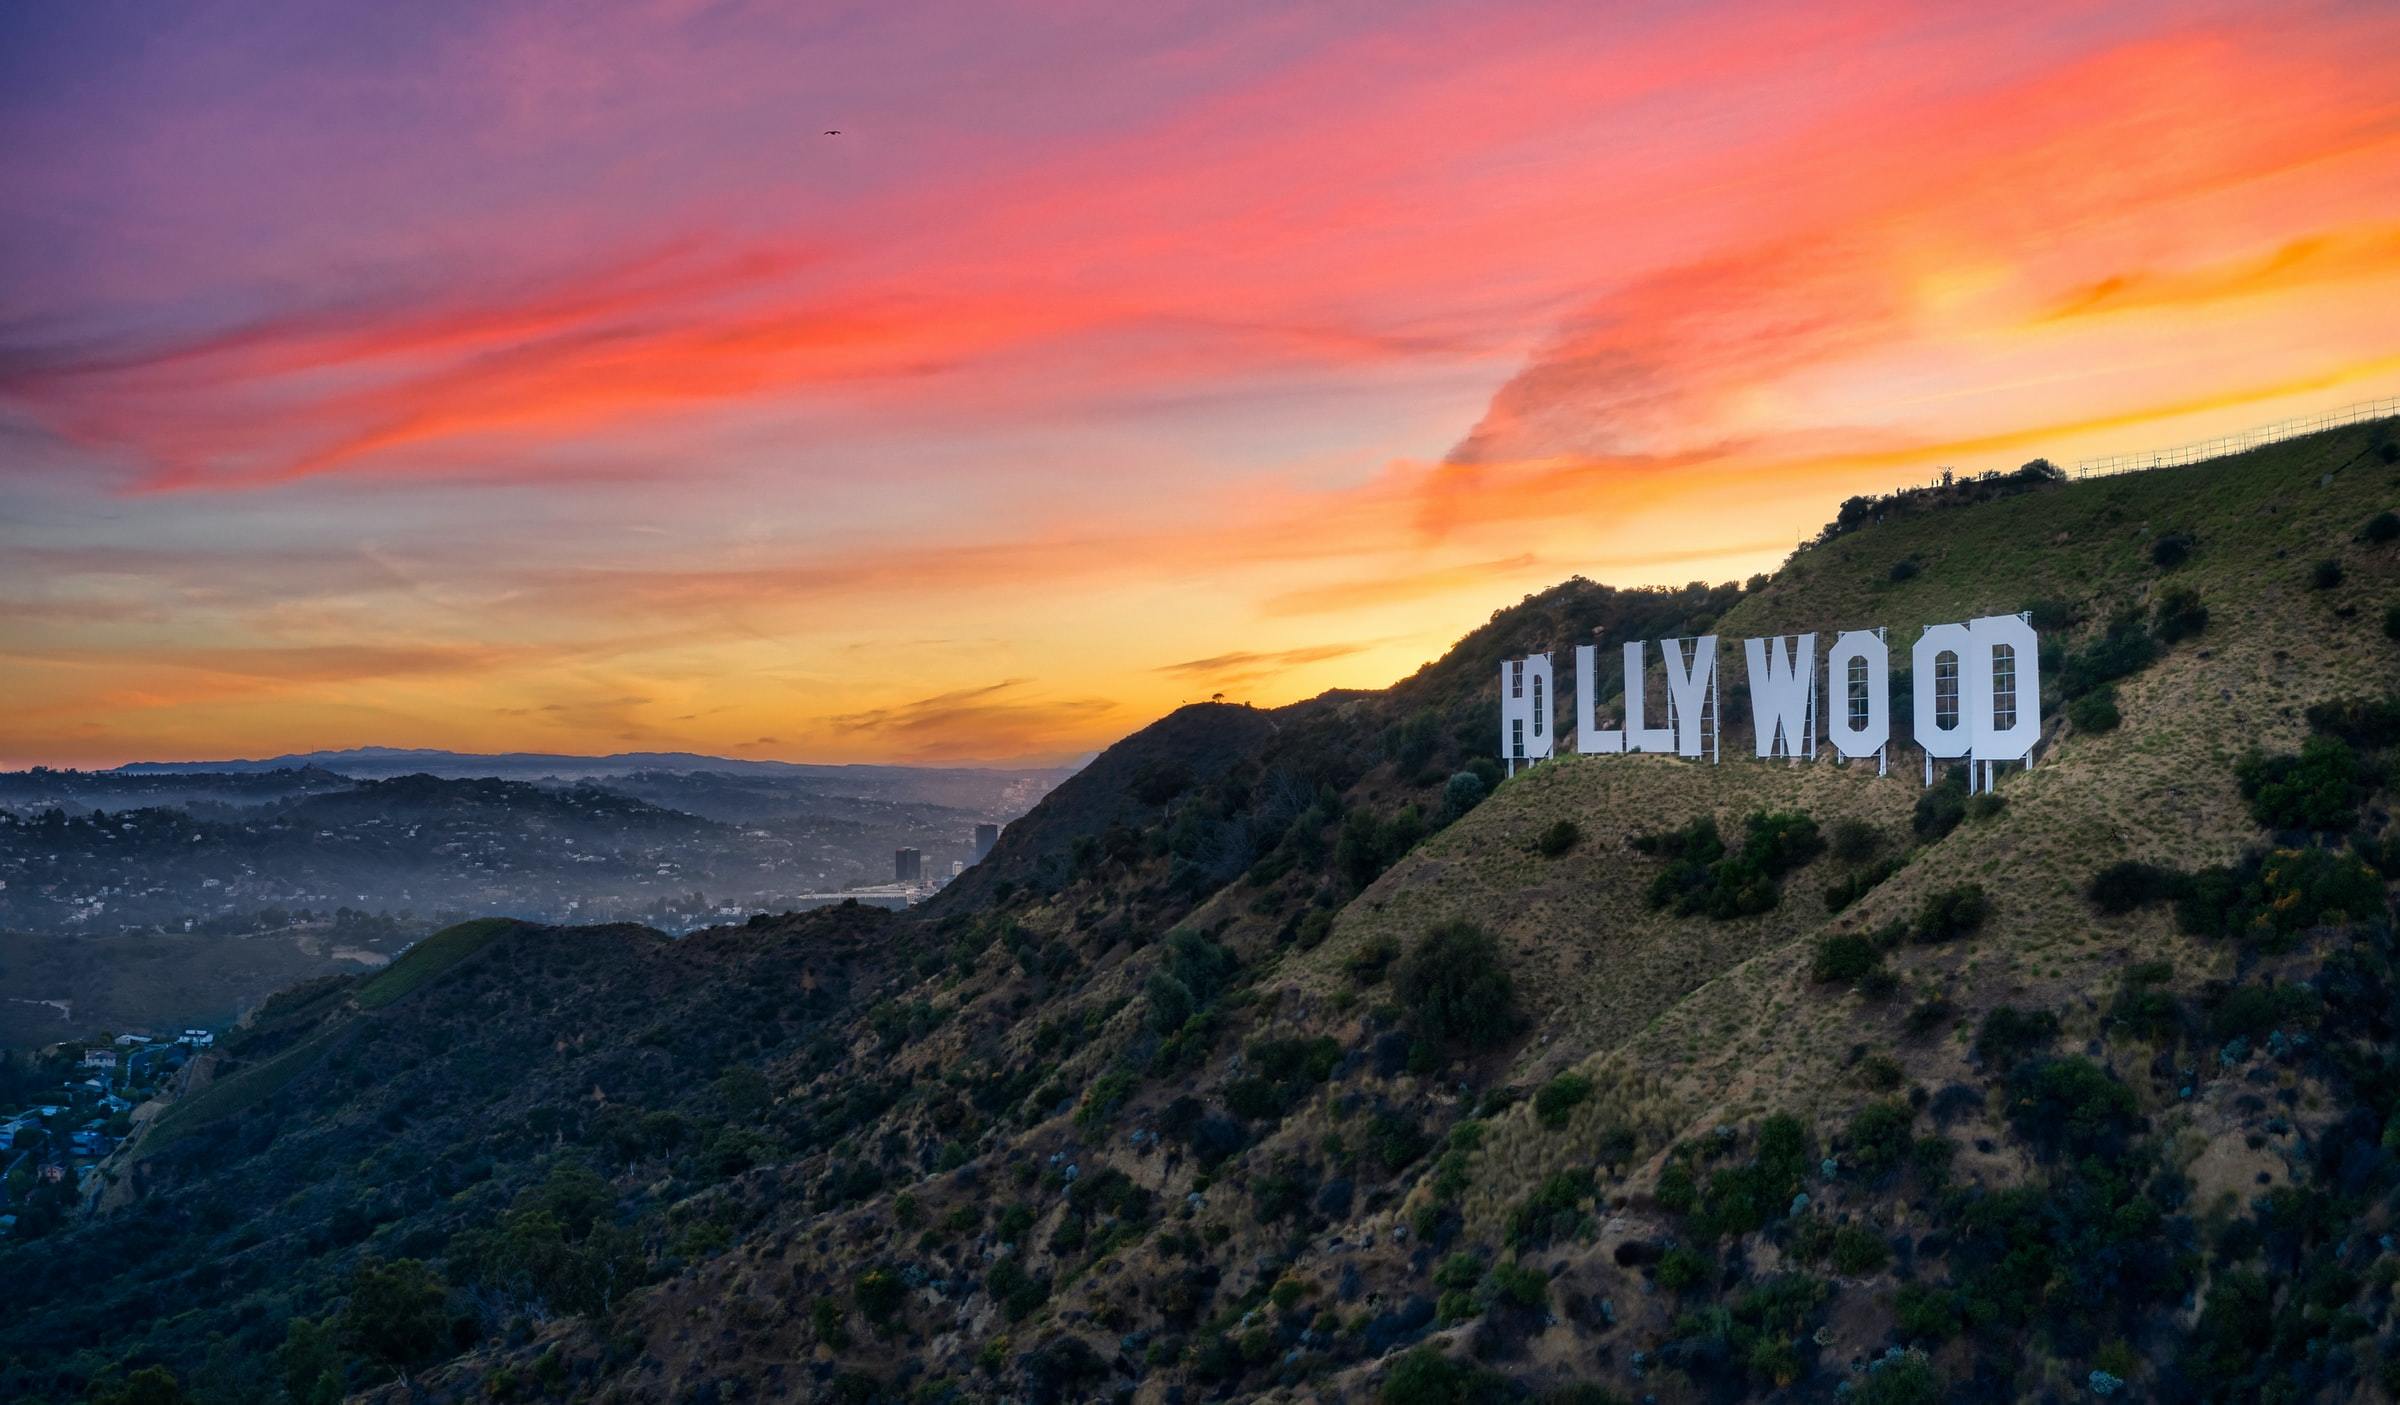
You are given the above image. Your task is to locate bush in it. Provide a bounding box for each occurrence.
[2366,511,2400,544]
[1889,557,1921,582]
[1912,770,1968,840]
[2086,860,2187,914]
[1893,1283,1961,1340]
[1638,810,1821,920]
[1823,856,1902,914]
[2005,1056,2141,1159]
[1974,1006,2060,1068]
[1344,935,1401,985]
[1911,885,1990,943]
[2068,687,2122,734]
[854,1267,906,1325]
[1536,819,1579,858]
[1811,933,1883,984]
[2152,586,2208,643]
[2311,558,2346,590]
[2151,531,2194,569]
[2059,611,2159,700]
[2109,961,2182,1042]
[2387,604,2400,642]
[1856,1356,1944,1405]
[1656,1246,1712,1292]
[1830,1225,1890,1275]
[2176,847,2385,942]
[1828,817,1882,863]
[1394,922,1518,1049]
[2237,736,2365,830]
[1507,1169,1592,1248]
[1442,771,1486,818]
[2024,597,2080,631]
[1844,1100,1916,1178]
[1485,1262,1550,1310]
[2303,695,2400,748]
[1532,1073,1594,1129]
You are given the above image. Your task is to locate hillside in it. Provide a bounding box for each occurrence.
[8,416,2400,1405]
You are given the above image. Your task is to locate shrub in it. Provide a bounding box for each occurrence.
[1485,1262,1550,1310]
[2151,531,2194,569]
[2068,687,2122,734]
[1829,817,1882,863]
[1442,771,1486,818]
[1893,1283,1961,1340]
[1344,935,1401,985]
[1394,922,1518,1049]
[2237,737,2365,830]
[1378,1347,1505,1405]
[2386,604,2400,642]
[1536,819,1580,858]
[1889,557,1921,582]
[1655,1161,1696,1213]
[1656,1246,1712,1292]
[1844,1100,1916,1178]
[2311,558,2346,590]
[1507,1169,1592,1248]
[1823,856,1903,913]
[2024,597,2080,631]
[1913,770,1968,840]
[2303,695,2400,748]
[1856,1356,1944,1405]
[2086,860,2187,914]
[1226,1035,1342,1120]
[2005,1057,2141,1160]
[1144,973,1195,1033]
[2153,586,2209,643]
[1974,1006,2060,1068]
[1830,1225,1890,1275]
[2205,982,2317,1042]
[2109,961,2182,1043]
[854,1267,906,1325]
[2365,511,2400,544]
[1532,1073,1594,1129]
[1911,885,1989,943]
[1811,933,1883,984]
[2176,847,2384,942]
[1639,810,1820,919]
[2059,611,2159,700]
[1904,996,1956,1038]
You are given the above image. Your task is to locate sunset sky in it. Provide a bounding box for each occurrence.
[4,0,2398,768]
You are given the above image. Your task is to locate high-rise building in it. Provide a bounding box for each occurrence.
[974,822,1001,860]
[894,847,922,882]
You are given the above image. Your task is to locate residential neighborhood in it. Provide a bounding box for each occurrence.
[0,1027,212,1240]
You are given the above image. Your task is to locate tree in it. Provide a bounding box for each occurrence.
[340,1257,455,1381]
[276,1317,345,1405]
[88,1366,189,1405]
[1395,922,1518,1049]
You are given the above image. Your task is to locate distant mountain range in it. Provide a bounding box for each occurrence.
[107,747,1078,784]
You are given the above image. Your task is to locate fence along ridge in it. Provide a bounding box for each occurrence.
[2072,394,2400,478]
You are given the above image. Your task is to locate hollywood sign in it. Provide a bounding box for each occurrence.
[1501,613,2040,791]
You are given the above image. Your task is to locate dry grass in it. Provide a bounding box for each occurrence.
[1303,420,2400,1233]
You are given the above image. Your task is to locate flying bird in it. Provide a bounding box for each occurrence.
[824,129,842,136]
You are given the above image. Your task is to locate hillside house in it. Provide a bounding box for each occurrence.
[79,1049,116,1070]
